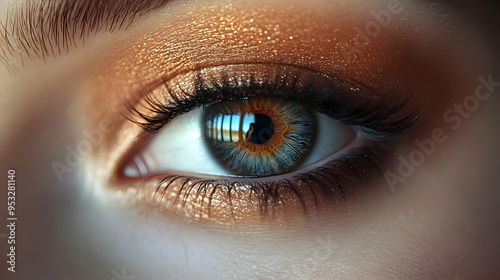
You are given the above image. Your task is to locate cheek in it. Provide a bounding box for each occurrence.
[368,89,499,277]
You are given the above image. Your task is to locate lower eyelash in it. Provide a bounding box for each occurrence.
[150,146,388,221]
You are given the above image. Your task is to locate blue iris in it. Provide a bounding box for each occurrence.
[203,97,316,177]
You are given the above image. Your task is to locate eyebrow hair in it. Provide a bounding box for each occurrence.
[0,0,172,72]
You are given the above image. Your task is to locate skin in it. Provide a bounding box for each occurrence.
[0,0,499,279]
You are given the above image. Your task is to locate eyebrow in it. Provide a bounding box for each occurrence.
[0,0,173,72]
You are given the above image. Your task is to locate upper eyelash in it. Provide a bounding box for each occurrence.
[125,70,421,141]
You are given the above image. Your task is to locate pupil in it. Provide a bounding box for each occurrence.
[246,114,274,144]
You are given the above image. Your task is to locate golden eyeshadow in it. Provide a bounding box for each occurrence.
[82,0,456,226]
[95,0,423,100]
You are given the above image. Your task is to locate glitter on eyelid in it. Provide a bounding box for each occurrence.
[105,0,418,100]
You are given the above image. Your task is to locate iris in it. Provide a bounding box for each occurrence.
[204,97,316,177]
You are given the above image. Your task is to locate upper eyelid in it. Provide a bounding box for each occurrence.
[75,0,454,157]
[125,64,421,140]
[0,0,175,72]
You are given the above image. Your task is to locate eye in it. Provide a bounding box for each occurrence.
[118,64,419,224]
[124,96,356,178]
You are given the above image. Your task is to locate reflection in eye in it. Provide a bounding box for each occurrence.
[120,64,420,222]
[204,97,316,177]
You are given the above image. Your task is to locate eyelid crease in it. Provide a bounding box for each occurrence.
[124,63,421,141]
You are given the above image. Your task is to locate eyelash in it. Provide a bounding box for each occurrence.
[128,70,420,139]
[124,68,420,218]
[153,147,387,216]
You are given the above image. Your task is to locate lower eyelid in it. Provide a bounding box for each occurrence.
[117,145,391,225]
